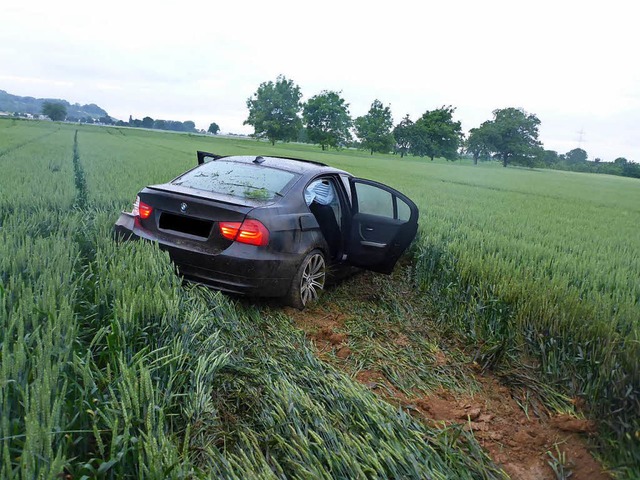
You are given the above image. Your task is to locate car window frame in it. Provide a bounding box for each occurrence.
[303,173,351,230]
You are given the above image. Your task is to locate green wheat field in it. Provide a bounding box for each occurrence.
[1,118,638,478]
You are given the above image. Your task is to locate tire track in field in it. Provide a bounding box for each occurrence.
[0,128,59,158]
[72,130,88,207]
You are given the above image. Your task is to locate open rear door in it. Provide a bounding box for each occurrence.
[346,178,419,274]
[197,151,223,165]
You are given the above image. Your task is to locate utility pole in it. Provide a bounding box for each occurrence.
[577,128,586,149]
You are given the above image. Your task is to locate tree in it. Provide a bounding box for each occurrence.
[354,99,394,155]
[42,101,67,121]
[466,125,495,165]
[164,120,184,131]
[244,75,302,145]
[622,161,640,179]
[183,120,196,132]
[565,148,588,164]
[208,122,220,134]
[393,114,414,158]
[477,108,542,167]
[142,116,154,129]
[302,90,352,150]
[540,150,560,168]
[409,106,463,161]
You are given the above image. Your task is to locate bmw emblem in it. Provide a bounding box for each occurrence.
[180,202,188,213]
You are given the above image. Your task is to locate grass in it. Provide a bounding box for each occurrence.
[295,264,478,397]
[1,117,638,477]
[1,119,506,479]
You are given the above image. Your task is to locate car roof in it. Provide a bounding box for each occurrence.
[216,155,349,177]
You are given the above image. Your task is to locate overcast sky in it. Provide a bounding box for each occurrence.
[2,0,638,161]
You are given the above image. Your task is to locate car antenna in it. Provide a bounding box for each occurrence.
[253,156,265,164]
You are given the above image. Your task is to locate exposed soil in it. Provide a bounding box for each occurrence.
[284,271,610,480]
[412,377,603,480]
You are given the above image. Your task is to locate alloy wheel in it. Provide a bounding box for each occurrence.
[300,253,326,306]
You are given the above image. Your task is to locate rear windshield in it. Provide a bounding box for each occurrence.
[172,160,298,200]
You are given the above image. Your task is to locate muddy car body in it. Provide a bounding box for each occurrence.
[114,152,419,308]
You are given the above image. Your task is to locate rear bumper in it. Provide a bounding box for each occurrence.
[113,212,297,297]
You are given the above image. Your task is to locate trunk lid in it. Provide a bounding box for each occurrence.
[137,184,255,253]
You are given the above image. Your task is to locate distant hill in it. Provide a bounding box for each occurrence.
[0,89,108,119]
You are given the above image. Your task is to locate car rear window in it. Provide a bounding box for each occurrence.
[172,160,298,200]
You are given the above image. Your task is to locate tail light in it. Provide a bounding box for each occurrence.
[219,219,269,246]
[132,196,153,219]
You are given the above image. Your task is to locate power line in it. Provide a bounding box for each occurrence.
[577,128,586,149]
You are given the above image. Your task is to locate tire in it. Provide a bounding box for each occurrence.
[286,249,326,309]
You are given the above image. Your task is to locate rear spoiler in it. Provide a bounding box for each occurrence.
[197,151,224,165]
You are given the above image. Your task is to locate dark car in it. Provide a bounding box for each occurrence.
[114,151,419,308]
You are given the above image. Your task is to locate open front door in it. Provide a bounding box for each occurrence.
[346,178,419,274]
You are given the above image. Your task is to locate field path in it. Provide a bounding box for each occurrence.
[281,266,610,480]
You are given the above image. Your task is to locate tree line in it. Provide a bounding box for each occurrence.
[122,115,199,133]
[35,80,638,180]
[244,75,639,179]
[39,101,219,135]
[537,149,640,178]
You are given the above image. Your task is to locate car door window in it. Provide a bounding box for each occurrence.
[355,182,412,221]
[339,174,352,203]
[397,197,412,221]
[354,182,394,218]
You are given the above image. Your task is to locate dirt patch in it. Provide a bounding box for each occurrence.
[358,360,607,479]
[284,270,611,480]
[352,374,607,479]
[285,305,350,357]
[393,333,411,347]
[335,346,352,359]
[410,376,608,480]
[550,414,596,434]
[355,369,386,387]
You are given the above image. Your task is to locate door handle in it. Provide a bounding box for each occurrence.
[361,240,386,248]
[365,227,374,232]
